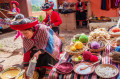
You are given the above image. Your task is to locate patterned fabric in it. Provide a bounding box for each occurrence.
[49,45,120,79]
[23,24,61,60]
[101,0,110,10]
[75,2,86,11]
[115,0,120,7]
[41,1,54,11]
[11,8,20,13]
[12,8,16,12]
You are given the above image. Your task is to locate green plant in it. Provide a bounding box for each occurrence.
[32,5,41,11]
[38,15,44,22]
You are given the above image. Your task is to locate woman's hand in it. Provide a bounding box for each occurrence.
[32,51,42,60]
[43,22,46,25]
[50,25,52,28]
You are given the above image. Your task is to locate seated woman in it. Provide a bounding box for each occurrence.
[8,1,20,17]
[76,0,86,28]
[41,1,62,35]
[10,18,62,79]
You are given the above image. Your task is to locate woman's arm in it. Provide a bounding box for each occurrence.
[75,2,80,11]
[82,2,86,10]
[14,31,21,41]
[51,12,62,27]
[16,8,20,13]
[42,14,49,24]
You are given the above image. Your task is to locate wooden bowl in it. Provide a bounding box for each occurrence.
[95,64,119,78]
[74,62,95,75]
[56,62,73,74]
[0,67,21,79]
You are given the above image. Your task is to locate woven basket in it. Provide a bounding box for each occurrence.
[95,64,118,78]
[65,45,86,55]
[87,37,108,53]
[72,55,82,63]
[109,51,120,63]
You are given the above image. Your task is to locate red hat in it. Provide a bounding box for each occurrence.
[41,1,54,11]
[11,1,19,7]
[10,20,38,30]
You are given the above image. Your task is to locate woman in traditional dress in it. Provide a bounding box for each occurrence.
[10,17,62,79]
[76,0,86,27]
[10,1,20,14]
[41,1,62,35]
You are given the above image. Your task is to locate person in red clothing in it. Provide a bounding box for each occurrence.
[76,0,86,28]
[10,18,62,79]
[8,1,20,16]
[41,1,62,35]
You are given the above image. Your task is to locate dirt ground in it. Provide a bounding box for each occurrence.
[0,27,90,69]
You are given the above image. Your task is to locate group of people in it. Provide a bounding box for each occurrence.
[9,1,62,79]
[4,0,86,78]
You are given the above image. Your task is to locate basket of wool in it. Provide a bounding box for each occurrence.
[65,41,86,55]
[72,34,88,45]
[87,41,107,53]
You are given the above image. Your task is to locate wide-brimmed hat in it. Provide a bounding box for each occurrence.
[11,1,19,7]
[41,1,54,11]
[10,19,38,30]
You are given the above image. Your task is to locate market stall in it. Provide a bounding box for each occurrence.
[47,28,120,79]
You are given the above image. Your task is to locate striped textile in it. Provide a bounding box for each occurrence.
[49,45,120,79]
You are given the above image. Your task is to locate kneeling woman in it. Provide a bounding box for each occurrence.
[10,18,62,78]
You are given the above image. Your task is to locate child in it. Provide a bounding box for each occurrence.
[13,14,24,41]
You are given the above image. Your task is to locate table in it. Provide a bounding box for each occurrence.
[88,22,117,31]
[49,46,120,79]
[89,19,111,23]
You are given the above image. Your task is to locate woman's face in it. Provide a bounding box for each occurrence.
[20,30,34,39]
[13,4,16,8]
[46,9,52,14]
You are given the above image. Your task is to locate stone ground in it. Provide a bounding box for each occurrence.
[0,27,90,69]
